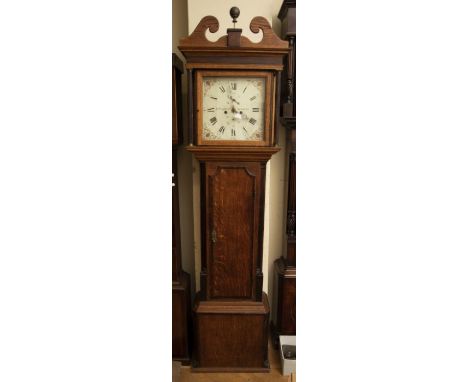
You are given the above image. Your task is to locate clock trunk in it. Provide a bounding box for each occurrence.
[200,161,265,301]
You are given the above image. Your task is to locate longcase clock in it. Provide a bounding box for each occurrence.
[172,53,191,364]
[272,0,296,346]
[179,7,289,372]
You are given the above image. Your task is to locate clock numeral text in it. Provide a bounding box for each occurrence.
[219,86,226,93]
[219,126,225,133]
[243,127,248,134]
[231,129,236,137]
[243,86,247,94]
[252,107,259,112]
[231,83,237,90]
[210,117,217,125]
[210,96,217,100]
[250,96,256,101]
[249,118,257,125]
[207,107,215,112]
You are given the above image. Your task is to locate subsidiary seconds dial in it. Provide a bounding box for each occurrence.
[202,76,265,141]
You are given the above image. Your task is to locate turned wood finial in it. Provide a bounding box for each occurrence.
[230,6,240,27]
[227,7,242,47]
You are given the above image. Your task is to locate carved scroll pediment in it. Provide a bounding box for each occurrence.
[179,14,288,50]
[179,16,220,46]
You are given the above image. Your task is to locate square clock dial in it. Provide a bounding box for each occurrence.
[196,71,273,146]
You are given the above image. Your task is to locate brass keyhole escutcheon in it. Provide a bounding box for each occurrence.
[211,229,217,244]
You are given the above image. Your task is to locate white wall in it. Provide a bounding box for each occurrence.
[178,0,287,302]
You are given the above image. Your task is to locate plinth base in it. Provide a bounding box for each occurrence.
[192,292,270,372]
[271,257,296,348]
[172,271,192,364]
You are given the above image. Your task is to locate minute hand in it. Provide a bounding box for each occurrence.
[228,95,240,105]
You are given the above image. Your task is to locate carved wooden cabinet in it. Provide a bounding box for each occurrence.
[272,0,297,345]
[172,53,192,364]
[179,7,288,372]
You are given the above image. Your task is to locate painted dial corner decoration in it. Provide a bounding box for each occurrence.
[202,77,265,142]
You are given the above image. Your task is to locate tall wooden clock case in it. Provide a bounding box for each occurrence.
[272,0,296,345]
[179,8,289,372]
[172,53,192,364]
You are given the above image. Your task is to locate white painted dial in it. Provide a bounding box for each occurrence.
[202,77,265,141]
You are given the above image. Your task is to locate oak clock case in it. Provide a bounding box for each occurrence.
[179,7,288,373]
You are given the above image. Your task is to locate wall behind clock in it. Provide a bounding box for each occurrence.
[173,0,286,302]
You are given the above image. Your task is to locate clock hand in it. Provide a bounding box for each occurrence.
[230,105,244,121]
[228,95,240,105]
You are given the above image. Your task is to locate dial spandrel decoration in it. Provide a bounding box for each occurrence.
[202,77,265,141]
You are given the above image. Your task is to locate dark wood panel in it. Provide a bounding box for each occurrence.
[197,159,270,302]
[172,289,186,356]
[173,53,184,145]
[187,146,280,161]
[286,152,296,265]
[255,162,267,301]
[272,257,296,344]
[286,240,296,266]
[274,5,296,345]
[193,292,270,371]
[173,53,191,364]
[172,272,192,363]
[198,314,265,368]
[278,1,296,118]
[185,55,284,67]
[172,149,182,281]
[278,276,296,334]
[206,163,261,299]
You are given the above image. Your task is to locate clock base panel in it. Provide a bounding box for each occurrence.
[271,257,296,348]
[172,271,192,364]
[192,292,270,372]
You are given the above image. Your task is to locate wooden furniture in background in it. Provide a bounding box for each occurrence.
[172,53,192,364]
[272,0,296,346]
[179,7,288,372]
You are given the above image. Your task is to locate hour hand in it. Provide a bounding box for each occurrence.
[228,95,240,105]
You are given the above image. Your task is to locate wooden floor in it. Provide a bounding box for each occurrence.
[175,341,292,382]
